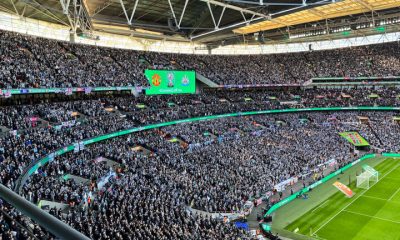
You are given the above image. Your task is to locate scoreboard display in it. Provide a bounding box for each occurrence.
[145,70,196,95]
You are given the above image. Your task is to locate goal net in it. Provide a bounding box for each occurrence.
[357,172,371,189]
[356,165,379,189]
[363,165,379,182]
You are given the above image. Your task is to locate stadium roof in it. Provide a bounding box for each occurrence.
[0,0,400,45]
[234,0,400,34]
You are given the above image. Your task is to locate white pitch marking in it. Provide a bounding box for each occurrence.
[389,186,400,201]
[343,209,400,224]
[312,200,331,213]
[313,164,400,235]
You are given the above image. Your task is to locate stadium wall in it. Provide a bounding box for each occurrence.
[1,11,400,55]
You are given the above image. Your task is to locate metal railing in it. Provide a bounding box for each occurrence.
[0,184,90,240]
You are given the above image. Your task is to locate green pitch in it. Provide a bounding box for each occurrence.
[282,157,400,240]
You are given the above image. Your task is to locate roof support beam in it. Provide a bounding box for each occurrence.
[21,4,26,16]
[24,0,70,26]
[59,0,71,14]
[91,0,113,17]
[178,0,189,28]
[217,6,226,28]
[73,0,83,31]
[118,0,139,25]
[193,0,335,38]
[58,0,92,33]
[201,0,269,19]
[78,0,93,31]
[189,4,216,35]
[168,0,178,28]
[225,0,336,6]
[192,0,272,39]
[8,0,20,15]
[129,0,139,24]
[240,11,247,22]
[119,0,130,24]
[27,6,57,23]
[59,0,74,28]
[202,0,290,31]
[206,1,230,30]
[0,4,16,15]
[207,1,217,28]
[191,16,263,39]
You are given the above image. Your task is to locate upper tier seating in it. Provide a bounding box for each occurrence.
[1,29,399,88]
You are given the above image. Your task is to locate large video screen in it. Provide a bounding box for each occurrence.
[145,70,196,95]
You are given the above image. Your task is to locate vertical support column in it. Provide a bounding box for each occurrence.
[70,31,76,43]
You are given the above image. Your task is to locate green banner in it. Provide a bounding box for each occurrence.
[339,132,370,146]
[145,70,196,95]
[382,153,400,158]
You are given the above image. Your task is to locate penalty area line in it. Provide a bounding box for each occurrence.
[343,210,400,225]
[312,164,400,236]
[362,194,400,205]
[312,233,328,240]
[361,195,388,201]
[311,200,330,213]
[388,186,400,201]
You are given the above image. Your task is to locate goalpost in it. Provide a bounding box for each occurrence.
[356,165,379,189]
[357,172,372,189]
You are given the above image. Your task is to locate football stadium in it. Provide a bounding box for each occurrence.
[1,0,400,239]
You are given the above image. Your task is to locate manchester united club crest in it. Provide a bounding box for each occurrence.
[152,74,161,86]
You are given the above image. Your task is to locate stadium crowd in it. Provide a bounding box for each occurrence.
[1,29,400,88]
[17,110,400,239]
[1,27,400,240]
[0,88,398,239]
[1,88,399,131]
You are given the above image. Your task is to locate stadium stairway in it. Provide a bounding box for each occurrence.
[302,54,318,77]
[367,124,384,147]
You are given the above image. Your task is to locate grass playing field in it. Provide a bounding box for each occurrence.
[284,157,400,240]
